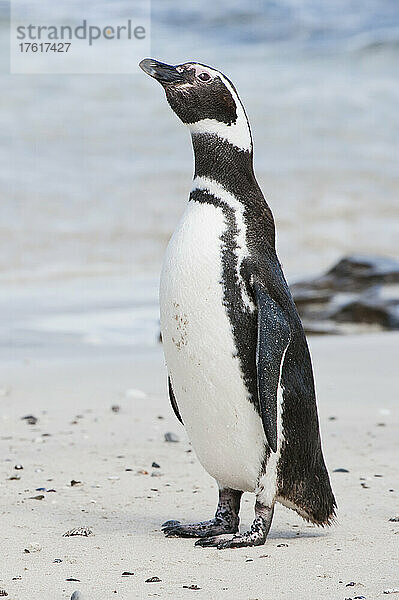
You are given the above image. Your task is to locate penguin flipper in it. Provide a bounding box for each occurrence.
[168,376,183,424]
[254,282,291,453]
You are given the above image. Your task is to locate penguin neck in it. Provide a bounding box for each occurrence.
[191,133,259,198]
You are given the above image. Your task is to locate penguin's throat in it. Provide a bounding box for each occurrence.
[191,132,255,186]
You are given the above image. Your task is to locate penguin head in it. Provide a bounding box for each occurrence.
[139,58,252,151]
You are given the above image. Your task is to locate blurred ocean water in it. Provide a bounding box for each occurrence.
[0,0,398,356]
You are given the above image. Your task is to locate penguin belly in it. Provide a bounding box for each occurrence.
[160,200,266,492]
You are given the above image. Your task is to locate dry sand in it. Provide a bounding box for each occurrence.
[1,333,398,599]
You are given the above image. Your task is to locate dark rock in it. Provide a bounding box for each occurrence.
[63,526,92,537]
[22,415,38,425]
[152,462,160,468]
[291,255,399,332]
[333,468,349,473]
[183,584,201,590]
[326,255,399,289]
[145,577,161,583]
[331,294,399,329]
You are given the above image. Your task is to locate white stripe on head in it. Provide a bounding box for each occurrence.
[186,65,252,152]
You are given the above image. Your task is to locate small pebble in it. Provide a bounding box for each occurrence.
[8,475,20,481]
[111,405,120,413]
[53,559,63,563]
[183,584,201,590]
[63,526,93,537]
[0,590,8,596]
[277,543,288,547]
[66,578,80,582]
[14,464,23,470]
[346,582,356,587]
[122,572,134,576]
[24,543,42,553]
[146,577,161,583]
[383,590,399,595]
[333,468,349,473]
[70,480,82,487]
[164,432,179,443]
[28,495,45,500]
[71,592,84,600]
[152,462,160,468]
[21,415,38,425]
[389,516,399,522]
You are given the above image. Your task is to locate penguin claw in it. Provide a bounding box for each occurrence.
[195,535,233,548]
[195,532,266,549]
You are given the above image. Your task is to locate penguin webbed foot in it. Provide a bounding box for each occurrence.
[161,517,238,538]
[195,526,265,549]
[195,507,274,549]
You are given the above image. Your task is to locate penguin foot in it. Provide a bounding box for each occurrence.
[194,527,265,549]
[161,517,238,538]
[195,506,274,549]
[162,487,242,539]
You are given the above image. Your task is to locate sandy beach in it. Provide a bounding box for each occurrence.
[0,332,398,600]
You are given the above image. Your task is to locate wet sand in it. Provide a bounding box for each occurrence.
[1,333,398,599]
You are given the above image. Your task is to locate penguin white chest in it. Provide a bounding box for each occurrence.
[159,200,266,492]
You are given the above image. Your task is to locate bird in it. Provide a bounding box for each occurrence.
[139,58,336,549]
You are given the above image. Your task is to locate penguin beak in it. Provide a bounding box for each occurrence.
[139,58,184,84]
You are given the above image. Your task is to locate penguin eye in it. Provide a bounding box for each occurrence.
[198,72,211,82]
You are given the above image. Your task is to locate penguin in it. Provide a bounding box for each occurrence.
[139,58,336,549]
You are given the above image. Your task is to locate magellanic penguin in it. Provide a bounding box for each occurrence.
[139,58,336,549]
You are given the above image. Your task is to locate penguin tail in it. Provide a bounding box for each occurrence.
[277,483,337,526]
[276,453,337,527]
